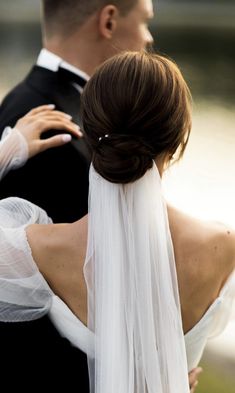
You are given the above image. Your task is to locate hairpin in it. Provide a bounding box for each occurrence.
[98,134,109,142]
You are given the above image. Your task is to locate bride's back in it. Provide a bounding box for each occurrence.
[27,204,235,335]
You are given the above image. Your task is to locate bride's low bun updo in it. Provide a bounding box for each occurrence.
[93,134,155,184]
[81,51,192,184]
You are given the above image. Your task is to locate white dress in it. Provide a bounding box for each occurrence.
[0,197,234,372]
[50,272,235,372]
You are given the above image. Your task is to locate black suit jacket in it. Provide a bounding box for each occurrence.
[0,66,90,390]
[0,65,90,223]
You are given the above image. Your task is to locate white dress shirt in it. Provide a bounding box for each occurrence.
[37,48,90,93]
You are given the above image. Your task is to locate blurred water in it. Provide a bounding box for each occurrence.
[0,23,41,98]
[156,26,235,371]
[163,103,235,226]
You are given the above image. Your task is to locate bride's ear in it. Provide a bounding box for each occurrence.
[98,5,118,39]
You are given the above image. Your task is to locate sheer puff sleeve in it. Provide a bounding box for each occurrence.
[0,197,53,322]
[0,127,28,180]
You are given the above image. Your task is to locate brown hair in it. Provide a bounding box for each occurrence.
[81,51,192,184]
[41,0,137,37]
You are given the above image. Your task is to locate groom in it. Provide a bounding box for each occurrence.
[0,0,154,223]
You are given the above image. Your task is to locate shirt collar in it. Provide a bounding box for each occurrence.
[36,48,90,82]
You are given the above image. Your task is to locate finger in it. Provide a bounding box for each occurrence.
[33,110,73,120]
[18,114,75,133]
[189,367,203,385]
[33,113,73,123]
[189,372,195,385]
[37,120,83,138]
[39,134,74,152]
[190,380,198,393]
[24,104,56,117]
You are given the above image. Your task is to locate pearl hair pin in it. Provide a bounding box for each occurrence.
[98,134,109,142]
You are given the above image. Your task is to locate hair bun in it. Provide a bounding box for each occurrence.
[93,135,154,184]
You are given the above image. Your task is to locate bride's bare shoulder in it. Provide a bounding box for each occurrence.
[205,220,235,275]
[168,204,235,278]
[25,215,88,272]
[26,222,69,270]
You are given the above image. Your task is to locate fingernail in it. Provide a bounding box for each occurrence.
[196,367,203,373]
[62,134,72,142]
[75,125,83,136]
[48,104,55,109]
[65,114,72,120]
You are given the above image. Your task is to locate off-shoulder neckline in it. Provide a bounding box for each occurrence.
[51,270,235,338]
[184,269,235,338]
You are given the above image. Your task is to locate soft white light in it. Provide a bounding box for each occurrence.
[163,102,235,360]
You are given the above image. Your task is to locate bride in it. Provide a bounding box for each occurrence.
[0,51,234,392]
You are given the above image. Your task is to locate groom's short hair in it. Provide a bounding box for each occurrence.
[42,0,137,37]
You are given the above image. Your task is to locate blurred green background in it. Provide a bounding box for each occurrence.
[0,1,234,392]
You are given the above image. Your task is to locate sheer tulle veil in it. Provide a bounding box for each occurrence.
[83,162,190,393]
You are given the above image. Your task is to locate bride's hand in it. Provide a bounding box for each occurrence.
[14,104,83,158]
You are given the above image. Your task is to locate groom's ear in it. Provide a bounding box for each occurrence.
[98,5,118,39]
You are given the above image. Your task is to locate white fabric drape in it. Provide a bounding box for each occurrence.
[84,163,190,393]
[0,127,28,181]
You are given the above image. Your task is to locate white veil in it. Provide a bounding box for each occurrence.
[84,163,190,393]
